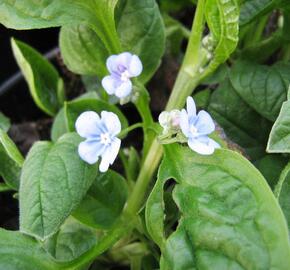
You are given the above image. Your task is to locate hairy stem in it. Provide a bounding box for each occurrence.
[125,0,206,214]
[72,1,207,268]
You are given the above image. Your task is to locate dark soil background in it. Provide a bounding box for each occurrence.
[0,26,60,230]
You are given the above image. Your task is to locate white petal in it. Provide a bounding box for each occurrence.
[187,138,215,155]
[158,111,170,128]
[186,97,196,117]
[99,138,121,172]
[117,52,133,68]
[106,55,118,73]
[99,158,110,173]
[102,75,117,95]
[195,110,215,135]
[78,140,105,164]
[101,111,121,136]
[75,111,101,138]
[179,109,190,137]
[208,138,221,149]
[128,55,143,77]
[115,80,132,98]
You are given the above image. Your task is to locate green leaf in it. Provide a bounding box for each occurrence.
[267,99,290,153]
[204,0,239,73]
[193,89,211,109]
[230,60,290,122]
[0,112,10,132]
[20,133,98,240]
[64,97,128,132]
[1,0,120,54]
[0,128,24,189]
[0,228,61,270]
[11,38,64,116]
[51,93,101,142]
[44,216,103,262]
[73,170,128,229]
[254,154,288,188]
[239,0,276,26]
[51,108,68,142]
[146,144,290,269]
[59,24,109,77]
[208,79,271,160]
[117,0,166,82]
[60,0,165,82]
[0,183,13,192]
[0,128,24,167]
[275,162,290,229]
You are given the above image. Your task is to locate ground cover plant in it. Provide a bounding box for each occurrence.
[0,0,290,269]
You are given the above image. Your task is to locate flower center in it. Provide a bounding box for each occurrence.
[190,125,198,137]
[120,70,130,82]
[100,132,111,146]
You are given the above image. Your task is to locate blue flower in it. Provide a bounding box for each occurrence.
[102,52,143,99]
[180,97,220,155]
[75,111,121,172]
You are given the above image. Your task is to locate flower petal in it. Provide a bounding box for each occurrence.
[117,52,133,69]
[180,109,190,137]
[186,97,196,117]
[158,111,170,128]
[99,158,110,173]
[99,138,121,172]
[75,111,101,138]
[102,75,118,95]
[208,138,221,149]
[128,55,143,77]
[101,111,121,136]
[195,110,215,135]
[106,55,118,74]
[78,139,105,164]
[115,80,132,98]
[187,137,215,155]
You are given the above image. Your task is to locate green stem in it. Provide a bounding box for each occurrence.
[69,1,207,268]
[182,0,206,70]
[134,84,156,160]
[0,183,13,192]
[118,123,143,139]
[62,218,131,269]
[126,0,206,214]
[125,139,163,215]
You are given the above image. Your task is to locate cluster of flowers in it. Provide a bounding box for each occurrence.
[159,97,220,155]
[75,52,219,172]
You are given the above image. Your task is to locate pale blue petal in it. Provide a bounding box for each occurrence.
[106,55,118,73]
[188,137,215,155]
[208,138,221,149]
[101,111,121,136]
[117,52,133,68]
[102,75,118,95]
[99,157,110,173]
[75,111,101,138]
[186,97,196,117]
[115,80,132,98]
[180,109,190,137]
[128,55,143,77]
[195,110,215,135]
[99,138,121,172]
[78,140,105,164]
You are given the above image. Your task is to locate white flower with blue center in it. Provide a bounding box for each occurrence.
[180,97,220,155]
[75,111,121,172]
[102,52,143,99]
